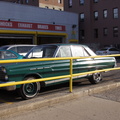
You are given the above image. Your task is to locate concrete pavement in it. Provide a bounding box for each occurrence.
[1,59,120,119]
[1,90,120,120]
[0,80,120,119]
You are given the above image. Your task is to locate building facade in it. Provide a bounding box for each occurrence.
[64,0,120,50]
[0,0,64,10]
[0,0,39,6]
[39,0,64,11]
[0,1,78,46]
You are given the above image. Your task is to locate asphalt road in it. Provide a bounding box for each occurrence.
[0,58,120,119]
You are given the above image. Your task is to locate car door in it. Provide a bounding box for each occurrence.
[71,45,96,77]
[51,46,72,84]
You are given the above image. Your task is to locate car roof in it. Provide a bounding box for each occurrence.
[0,44,36,47]
[36,43,87,47]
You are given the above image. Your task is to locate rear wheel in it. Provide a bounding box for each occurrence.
[88,73,102,84]
[18,76,40,100]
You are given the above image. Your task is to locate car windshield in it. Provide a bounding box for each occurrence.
[26,45,57,58]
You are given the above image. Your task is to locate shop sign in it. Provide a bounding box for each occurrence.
[0,20,66,31]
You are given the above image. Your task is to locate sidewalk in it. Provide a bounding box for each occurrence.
[1,92,120,120]
[0,81,120,119]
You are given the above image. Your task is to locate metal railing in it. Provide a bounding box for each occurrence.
[0,54,120,92]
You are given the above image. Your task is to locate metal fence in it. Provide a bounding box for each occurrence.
[0,54,120,92]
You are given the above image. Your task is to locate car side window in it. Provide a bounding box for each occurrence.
[10,47,17,53]
[109,48,118,51]
[17,46,34,56]
[56,46,71,57]
[43,47,56,57]
[28,48,43,58]
[27,46,57,58]
[72,46,89,57]
[3,51,17,59]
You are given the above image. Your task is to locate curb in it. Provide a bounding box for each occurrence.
[0,82,120,117]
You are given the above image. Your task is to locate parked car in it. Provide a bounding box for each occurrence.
[0,44,36,56]
[0,44,116,99]
[0,50,23,60]
[96,47,120,55]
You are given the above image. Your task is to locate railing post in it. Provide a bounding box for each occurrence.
[69,58,73,92]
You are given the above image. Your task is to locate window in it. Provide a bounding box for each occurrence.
[0,51,17,59]
[27,46,57,58]
[45,6,49,9]
[58,0,62,3]
[80,30,85,40]
[56,46,71,57]
[72,46,85,57]
[17,0,20,3]
[80,0,84,5]
[94,29,98,38]
[103,9,107,18]
[10,47,17,53]
[80,13,85,21]
[103,28,108,36]
[93,0,98,3]
[113,8,118,18]
[17,46,31,55]
[94,11,98,20]
[113,27,118,37]
[69,0,72,7]
[109,48,119,51]
[72,46,91,57]
[26,0,29,3]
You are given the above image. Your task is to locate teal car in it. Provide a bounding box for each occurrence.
[0,44,116,99]
[0,50,23,60]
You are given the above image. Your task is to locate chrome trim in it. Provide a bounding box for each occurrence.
[45,74,87,85]
[30,68,37,70]
[0,81,16,91]
[37,67,43,70]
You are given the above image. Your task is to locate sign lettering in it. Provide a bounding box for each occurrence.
[0,20,66,31]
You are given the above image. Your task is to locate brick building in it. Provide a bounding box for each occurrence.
[2,0,64,10]
[64,0,120,50]
[39,0,64,11]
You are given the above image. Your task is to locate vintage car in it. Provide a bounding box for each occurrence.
[96,47,120,55]
[0,44,116,99]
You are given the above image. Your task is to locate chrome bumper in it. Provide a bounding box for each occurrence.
[0,81,16,91]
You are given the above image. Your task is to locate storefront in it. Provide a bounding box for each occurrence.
[0,1,78,46]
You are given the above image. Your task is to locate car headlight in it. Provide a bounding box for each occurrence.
[0,66,8,81]
[5,75,8,81]
[1,67,7,73]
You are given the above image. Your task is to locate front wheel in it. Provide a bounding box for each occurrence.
[88,73,102,84]
[18,76,40,100]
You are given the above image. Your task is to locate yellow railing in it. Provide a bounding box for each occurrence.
[0,54,120,92]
